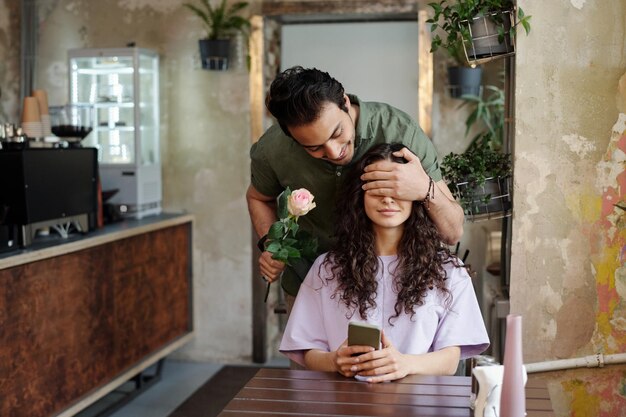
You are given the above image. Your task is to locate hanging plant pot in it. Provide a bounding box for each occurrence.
[198,39,230,71]
[448,66,483,99]
[462,10,515,66]
[453,176,512,222]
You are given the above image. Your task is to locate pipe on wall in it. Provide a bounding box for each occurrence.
[525,353,626,374]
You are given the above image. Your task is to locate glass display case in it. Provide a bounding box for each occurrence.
[68,47,161,219]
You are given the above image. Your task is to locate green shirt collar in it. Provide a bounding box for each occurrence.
[349,94,372,152]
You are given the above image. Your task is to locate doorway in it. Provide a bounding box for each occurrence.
[280,21,419,118]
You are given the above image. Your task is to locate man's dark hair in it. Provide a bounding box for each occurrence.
[265,66,348,138]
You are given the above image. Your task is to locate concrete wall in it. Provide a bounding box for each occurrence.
[514,1,626,415]
[33,0,254,363]
[0,0,20,122]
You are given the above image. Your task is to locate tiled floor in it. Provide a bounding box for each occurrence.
[77,356,289,417]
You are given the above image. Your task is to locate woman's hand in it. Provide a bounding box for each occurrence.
[304,340,375,376]
[334,340,376,377]
[349,332,461,383]
[349,331,413,383]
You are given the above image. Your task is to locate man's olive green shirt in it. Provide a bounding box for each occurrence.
[250,95,442,296]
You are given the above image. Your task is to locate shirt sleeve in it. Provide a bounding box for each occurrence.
[250,137,283,198]
[409,127,442,182]
[431,265,490,359]
[279,256,331,367]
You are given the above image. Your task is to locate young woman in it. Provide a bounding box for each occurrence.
[279,143,489,383]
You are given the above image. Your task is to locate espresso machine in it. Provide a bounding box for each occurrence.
[0,146,98,248]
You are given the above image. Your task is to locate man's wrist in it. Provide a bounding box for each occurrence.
[418,176,435,209]
[257,234,268,251]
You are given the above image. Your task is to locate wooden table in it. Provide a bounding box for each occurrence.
[218,368,554,417]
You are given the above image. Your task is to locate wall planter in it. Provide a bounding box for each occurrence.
[441,147,512,222]
[453,175,511,221]
[427,0,531,68]
[448,66,483,98]
[199,39,230,70]
[184,0,250,71]
[462,10,515,66]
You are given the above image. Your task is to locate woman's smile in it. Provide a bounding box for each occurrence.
[378,208,401,215]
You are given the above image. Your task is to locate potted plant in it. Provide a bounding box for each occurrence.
[441,144,512,219]
[427,0,531,67]
[443,38,484,99]
[458,84,505,150]
[442,82,512,219]
[184,0,251,70]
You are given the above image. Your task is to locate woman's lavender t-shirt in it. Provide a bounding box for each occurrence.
[279,254,490,367]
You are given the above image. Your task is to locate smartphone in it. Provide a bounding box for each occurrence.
[348,322,381,351]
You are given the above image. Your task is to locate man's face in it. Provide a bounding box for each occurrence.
[288,97,356,166]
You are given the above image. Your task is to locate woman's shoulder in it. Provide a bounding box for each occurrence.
[301,253,335,288]
[442,256,472,287]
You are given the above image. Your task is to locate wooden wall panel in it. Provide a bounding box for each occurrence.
[0,223,191,417]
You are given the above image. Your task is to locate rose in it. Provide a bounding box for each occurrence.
[265,187,318,263]
[262,187,318,302]
[288,188,316,217]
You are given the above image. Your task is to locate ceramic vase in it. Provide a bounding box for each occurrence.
[500,314,525,417]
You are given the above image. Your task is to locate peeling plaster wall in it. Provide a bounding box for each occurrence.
[34,0,254,362]
[514,1,626,415]
[0,0,21,122]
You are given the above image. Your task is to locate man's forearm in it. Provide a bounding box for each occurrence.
[426,181,465,245]
[246,186,278,238]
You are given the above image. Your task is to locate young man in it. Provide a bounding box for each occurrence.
[246,66,464,298]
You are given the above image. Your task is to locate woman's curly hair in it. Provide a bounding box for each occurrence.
[323,142,459,324]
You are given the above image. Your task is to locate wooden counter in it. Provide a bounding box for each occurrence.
[0,213,194,417]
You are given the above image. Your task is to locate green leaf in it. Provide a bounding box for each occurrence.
[265,241,282,253]
[227,1,249,16]
[184,0,250,39]
[288,221,299,236]
[520,17,531,35]
[267,221,284,240]
[277,248,290,260]
[282,237,297,247]
[286,247,301,259]
[276,187,290,219]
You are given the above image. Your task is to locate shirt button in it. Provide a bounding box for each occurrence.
[336,171,341,177]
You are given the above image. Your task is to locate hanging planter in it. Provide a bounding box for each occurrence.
[461,10,515,66]
[441,147,513,222]
[184,0,250,71]
[198,39,230,70]
[427,1,531,67]
[448,66,483,99]
[453,175,512,221]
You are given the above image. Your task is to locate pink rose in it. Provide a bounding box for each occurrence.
[287,188,316,217]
